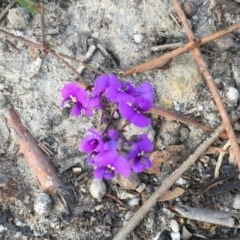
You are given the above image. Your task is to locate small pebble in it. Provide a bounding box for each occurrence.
[133,34,143,43]
[233,194,240,209]
[0,225,4,233]
[171,231,181,240]
[128,198,139,207]
[14,231,22,239]
[176,177,187,185]
[135,183,146,193]
[170,219,180,233]
[224,86,239,107]
[89,179,106,200]
[7,7,30,29]
[34,192,53,215]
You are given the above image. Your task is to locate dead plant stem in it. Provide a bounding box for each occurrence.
[113,123,225,240]
[123,22,240,75]
[172,0,240,171]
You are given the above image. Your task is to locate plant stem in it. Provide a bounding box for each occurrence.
[123,22,240,75]
[172,0,240,172]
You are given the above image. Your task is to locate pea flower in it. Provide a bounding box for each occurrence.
[134,82,154,103]
[118,97,152,127]
[61,82,92,117]
[127,134,153,173]
[79,129,104,153]
[90,74,119,109]
[106,80,135,103]
[93,150,130,179]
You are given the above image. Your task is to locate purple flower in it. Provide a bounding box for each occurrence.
[127,134,153,173]
[118,97,152,127]
[134,82,154,103]
[93,150,130,179]
[106,81,135,103]
[89,74,119,109]
[79,129,104,153]
[61,82,92,117]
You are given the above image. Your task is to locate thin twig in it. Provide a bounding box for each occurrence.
[48,49,86,87]
[113,123,225,240]
[123,22,240,75]
[151,42,183,51]
[149,106,212,132]
[0,28,41,48]
[172,0,240,172]
[0,0,17,21]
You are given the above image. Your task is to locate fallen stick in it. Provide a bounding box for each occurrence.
[113,123,225,240]
[4,105,76,214]
[123,21,240,75]
[172,205,240,228]
[172,0,240,171]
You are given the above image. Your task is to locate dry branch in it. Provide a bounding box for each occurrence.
[113,123,226,240]
[5,106,76,213]
[172,0,240,171]
[123,22,240,75]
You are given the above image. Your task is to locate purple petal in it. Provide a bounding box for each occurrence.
[71,103,82,116]
[92,75,109,97]
[104,140,118,151]
[135,82,154,103]
[103,171,115,179]
[130,112,151,127]
[61,82,79,98]
[61,97,70,107]
[108,129,118,140]
[142,156,152,169]
[84,106,93,117]
[94,150,117,165]
[131,157,146,173]
[75,88,89,108]
[79,135,98,153]
[87,152,96,165]
[116,92,135,103]
[105,86,119,102]
[113,156,131,178]
[135,135,153,152]
[134,97,152,112]
[118,102,135,122]
[126,150,138,160]
[94,166,107,179]
[108,74,121,88]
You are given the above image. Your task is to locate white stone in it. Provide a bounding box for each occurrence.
[128,198,139,207]
[133,34,143,43]
[170,219,180,233]
[89,179,106,200]
[171,231,181,240]
[14,231,22,238]
[224,86,239,106]
[176,177,187,185]
[0,225,4,233]
[233,194,240,209]
[34,192,53,215]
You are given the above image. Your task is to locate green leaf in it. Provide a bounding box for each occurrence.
[17,0,39,15]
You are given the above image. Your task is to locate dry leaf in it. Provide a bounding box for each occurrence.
[159,187,185,201]
[144,150,170,174]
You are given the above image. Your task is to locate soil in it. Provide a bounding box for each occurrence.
[1,0,240,239]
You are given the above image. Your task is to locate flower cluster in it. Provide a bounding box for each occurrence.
[61,74,154,127]
[61,74,154,180]
[79,129,153,179]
